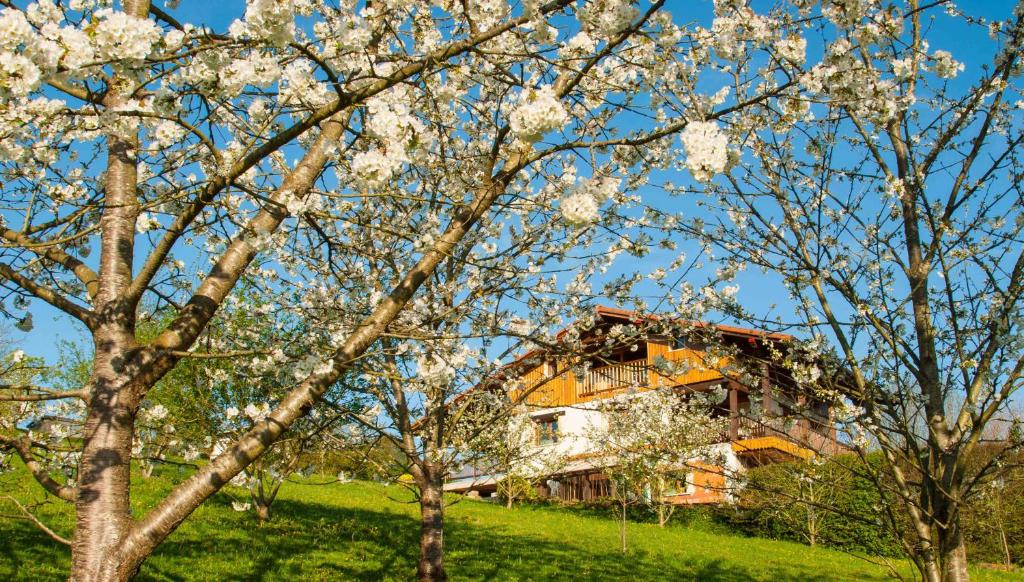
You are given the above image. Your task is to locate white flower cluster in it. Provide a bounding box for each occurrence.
[789,361,823,386]
[705,9,776,61]
[562,31,598,55]
[679,121,729,182]
[509,85,568,143]
[891,57,916,79]
[930,50,964,79]
[0,54,39,98]
[351,89,427,189]
[0,8,53,96]
[151,120,186,150]
[244,402,271,422]
[822,0,871,27]
[93,9,162,62]
[351,149,404,189]
[579,0,638,38]
[292,354,335,380]
[280,60,332,109]
[364,93,424,150]
[0,5,164,98]
[775,36,807,65]
[136,212,161,233]
[219,52,282,97]
[559,175,620,226]
[467,0,510,31]
[802,39,905,123]
[142,404,169,423]
[229,0,314,47]
[416,353,457,387]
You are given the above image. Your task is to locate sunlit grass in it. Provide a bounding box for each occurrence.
[0,465,1016,581]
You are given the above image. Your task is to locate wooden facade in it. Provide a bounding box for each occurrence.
[511,336,728,408]
[459,306,847,505]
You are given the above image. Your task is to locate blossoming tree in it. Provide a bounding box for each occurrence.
[675,2,1024,581]
[0,0,807,580]
[585,387,727,551]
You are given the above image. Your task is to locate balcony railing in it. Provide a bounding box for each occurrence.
[578,361,648,396]
[731,416,845,455]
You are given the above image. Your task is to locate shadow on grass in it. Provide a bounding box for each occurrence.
[0,520,71,581]
[134,495,850,582]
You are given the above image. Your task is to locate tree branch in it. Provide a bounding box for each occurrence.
[0,435,77,502]
[0,496,72,546]
[1,228,99,301]
[0,263,94,326]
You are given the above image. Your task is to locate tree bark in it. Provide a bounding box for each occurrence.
[417,466,447,582]
[999,519,1011,569]
[255,502,272,524]
[69,329,142,582]
[620,500,628,553]
[938,522,969,582]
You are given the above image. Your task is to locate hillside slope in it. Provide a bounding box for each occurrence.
[0,470,1015,581]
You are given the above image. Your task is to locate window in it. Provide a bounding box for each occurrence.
[535,417,559,445]
[664,473,696,496]
[670,336,706,351]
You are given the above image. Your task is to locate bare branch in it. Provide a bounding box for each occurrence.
[0,496,72,546]
[0,263,94,326]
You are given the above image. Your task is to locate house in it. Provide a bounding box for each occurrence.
[445,306,847,504]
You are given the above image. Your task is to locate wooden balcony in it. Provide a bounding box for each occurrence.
[578,360,648,398]
[731,416,846,459]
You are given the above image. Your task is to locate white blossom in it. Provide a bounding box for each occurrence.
[351,149,404,189]
[558,175,619,226]
[93,9,162,62]
[559,190,600,226]
[229,0,311,47]
[775,36,806,65]
[680,121,729,182]
[930,50,964,79]
[244,402,271,422]
[136,213,161,233]
[0,55,41,97]
[509,85,568,142]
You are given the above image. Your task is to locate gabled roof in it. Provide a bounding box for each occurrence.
[589,305,794,342]
[415,306,795,431]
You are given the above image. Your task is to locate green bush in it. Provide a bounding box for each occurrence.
[961,456,1024,566]
[496,475,542,506]
[725,453,902,557]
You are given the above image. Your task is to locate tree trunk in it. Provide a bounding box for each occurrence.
[418,468,447,582]
[807,507,817,547]
[620,500,628,553]
[69,327,143,582]
[252,475,274,523]
[999,524,1011,569]
[938,525,969,582]
[255,502,272,524]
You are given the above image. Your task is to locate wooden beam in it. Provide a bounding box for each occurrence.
[729,383,739,440]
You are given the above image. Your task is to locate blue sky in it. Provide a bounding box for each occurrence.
[6,0,1021,373]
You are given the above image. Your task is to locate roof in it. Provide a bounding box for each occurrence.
[413,306,795,431]
[590,305,794,342]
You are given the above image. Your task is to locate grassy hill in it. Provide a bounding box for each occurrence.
[0,467,1016,581]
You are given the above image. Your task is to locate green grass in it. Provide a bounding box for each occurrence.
[0,466,1017,581]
